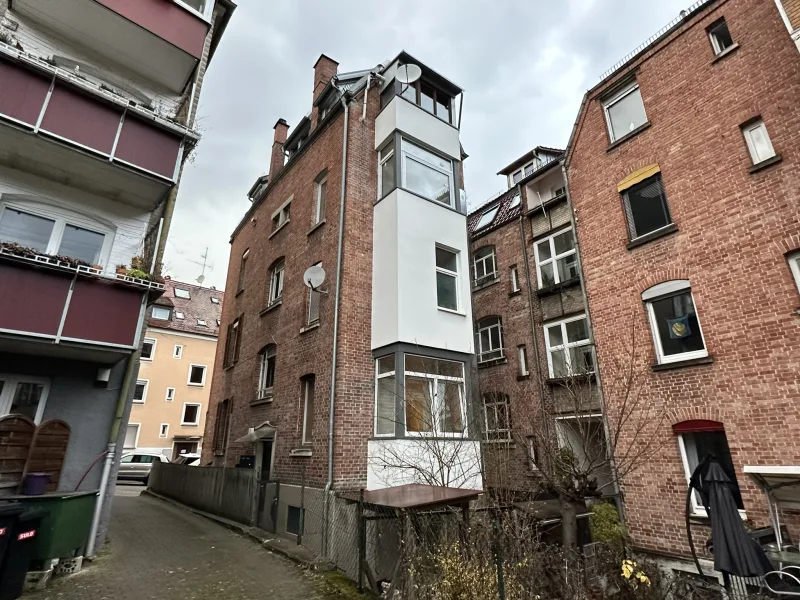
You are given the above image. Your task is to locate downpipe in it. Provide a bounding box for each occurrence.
[85,443,115,558]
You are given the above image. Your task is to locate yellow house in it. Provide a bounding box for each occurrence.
[126,279,223,460]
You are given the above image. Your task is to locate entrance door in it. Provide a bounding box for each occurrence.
[0,376,50,423]
[172,442,198,461]
[256,440,274,529]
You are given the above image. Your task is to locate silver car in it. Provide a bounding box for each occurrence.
[117,452,169,484]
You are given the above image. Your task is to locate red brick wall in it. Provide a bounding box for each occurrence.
[567,0,800,556]
[203,88,380,489]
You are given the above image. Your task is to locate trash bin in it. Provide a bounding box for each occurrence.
[0,506,24,575]
[0,508,48,600]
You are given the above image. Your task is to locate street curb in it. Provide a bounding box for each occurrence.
[141,489,323,569]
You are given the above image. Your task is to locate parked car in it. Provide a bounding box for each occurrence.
[172,453,201,466]
[117,452,169,485]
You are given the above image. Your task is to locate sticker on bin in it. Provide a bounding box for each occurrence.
[17,530,36,541]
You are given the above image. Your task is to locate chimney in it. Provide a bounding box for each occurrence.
[270,118,289,178]
[310,54,338,129]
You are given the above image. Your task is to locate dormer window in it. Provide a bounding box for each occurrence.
[175,311,185,319]
[211,297,220,304]
[197,319,207,327]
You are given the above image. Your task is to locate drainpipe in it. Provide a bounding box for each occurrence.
[86,348,140,558]
[322,92,351,557]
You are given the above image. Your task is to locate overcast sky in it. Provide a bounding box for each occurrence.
[164,0,689,290]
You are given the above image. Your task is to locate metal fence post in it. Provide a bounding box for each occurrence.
[493,512,506,600]
[358,488,365,593]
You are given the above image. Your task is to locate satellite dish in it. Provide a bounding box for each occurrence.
[196,274,205,285]
[303,265,326,290]
[396,63,422,85]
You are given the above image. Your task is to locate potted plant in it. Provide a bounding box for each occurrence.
[115,264,127,275]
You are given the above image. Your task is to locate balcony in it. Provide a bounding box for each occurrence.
[11,0,210,92]
[0,51,195,210]
[0,248,164,363]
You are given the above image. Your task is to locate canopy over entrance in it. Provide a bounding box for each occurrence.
[744,466,800,550]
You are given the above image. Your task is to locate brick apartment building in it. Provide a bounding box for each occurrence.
[0,0,233,553]
[203,53,480,552]
[566,0,800,571]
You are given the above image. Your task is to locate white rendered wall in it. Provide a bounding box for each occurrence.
[525,169,565,211]
[371,191,399,348]
[375,96,461,160]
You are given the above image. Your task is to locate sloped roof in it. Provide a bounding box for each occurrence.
[150,279,224,338]
[468,187,523,239]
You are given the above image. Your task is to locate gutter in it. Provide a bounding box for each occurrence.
[322,91,352,558]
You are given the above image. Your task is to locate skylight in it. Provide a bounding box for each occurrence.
[509,193,521,209]
[197,319,207,327]
[475,206,500,230]
[174,288,190,299]
[211,297,220,304]
[175,312,185,319]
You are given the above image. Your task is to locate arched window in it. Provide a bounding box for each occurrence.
[476,316,503,363]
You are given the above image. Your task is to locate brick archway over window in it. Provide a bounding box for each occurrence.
[666,406,724,428]
[672,419,723,434]
[637,269,691,296]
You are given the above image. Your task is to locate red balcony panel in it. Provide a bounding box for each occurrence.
[96,0,209,58]
[61,279,143,346]
[40,85,122,155]
[115,117,182,178]
[0,59,50,126]
[0,263,70,336]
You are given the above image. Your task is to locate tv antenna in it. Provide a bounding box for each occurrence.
[303,264,328,295]
[187,247,213,286]
[396,63,422,96]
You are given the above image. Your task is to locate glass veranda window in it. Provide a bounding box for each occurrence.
[535,227,578,288]
[401,140,454,207]
[375,356,396,436]
[404,355,465,436]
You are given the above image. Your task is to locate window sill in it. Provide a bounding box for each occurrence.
[536,277,581,297]
[260,299,282,316]
[516,373,531,381]
[478,357,507,369]
[626,223,679,250]
[187,383,205,387]
[307,219,326,236]
[509,289,522,297]
[711,42,740,64]
[250,396,273,407]
[132,400,145,404]
[235,288,244,298]
[651,355,714,372]
[483,439,515,446]
[180,423,200,428]
[606,121,652,152]
[749,154,782,174]
[289,448,312,457]
[300,321,320,334]
[438,307,466,316]
[268,220,290,239]
[472,277,500,292]
[546,373,596,386]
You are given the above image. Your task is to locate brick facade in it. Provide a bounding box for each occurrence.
[566,0,800,557]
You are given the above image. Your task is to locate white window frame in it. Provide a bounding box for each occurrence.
[197,319,207,327]
[173,0,214,22]
[307,262,322,325]
[124,423,140,450]
[181,402,202,426]
[378,142,395,199]
[602,81,647,142]
[510,265,520,292]
[643,282,708,365]
[301,377,314,445]
[187,365,207,387]
[174,288,190,299]
[0,199,114,268]
[543,314,593,378]
[133,379,149,404]
[374,357,396,437]
[534,226,577,289]
[788,251,800,294]
[237,249,249,291]
[175,311,185,320]
[258,346,276,400]
[742,119,776,165]
[141,338,156,361]
[173,345,183,359]
[472,246,497,285]
[314,175,327,225]
[0,374,51,424]
[404,355,467,438]
[152,307,171,320]
[476,317,504,363]
[400,139,455,208]
[211,297,220,304]
[272,197,291,231]
[518,345,529,376]
[165,387,175,402]
[483,393,511,441]
[474,205,500,230]
[708,19,733,54]
[435,245,460,313]
[159,423,169,438]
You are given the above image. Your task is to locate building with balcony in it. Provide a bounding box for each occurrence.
[566,0,800,574]
[0,0,234,551]
[203,52,480,561]
[127,279,223,461]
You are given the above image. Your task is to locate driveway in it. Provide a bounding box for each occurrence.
[26,484,336,599]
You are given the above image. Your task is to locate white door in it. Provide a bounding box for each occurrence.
[0,375,50,424]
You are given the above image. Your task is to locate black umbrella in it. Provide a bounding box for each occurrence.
[686,456,773,582]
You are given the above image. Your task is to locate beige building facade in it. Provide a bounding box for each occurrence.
[127,279,223,460]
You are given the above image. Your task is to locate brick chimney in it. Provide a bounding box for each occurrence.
[270,118,289,178]
[310,54,338,129]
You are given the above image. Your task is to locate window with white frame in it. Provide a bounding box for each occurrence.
[677,424,744,515]
[401,139,454,207]
[602,81,647,142]
[0,375,50,424]
[237,249,248,292]
[526,436,540,471]
[474,205,499,231]
[211,297,220,304]
[535,227,578,288]
[472,246,497,285]
[258,345,276,399]
[509,193,521,209]
[378,139,396,198]
[788,251,800,294]
[314,173,327,225]
[307,262,322,325]
[272,199,291,231]
[404,355,466,436]
[188,365,206,386]
[165,387,175,402]
[0,203,111,266]
[374,356,396,436]
[133,380,148,403]
[141,338,156,361]
[175,311,185,320]
[301,375,315,445]
[268,258,285,305]
[621,174,673,240]
[174,0,213,20]
[518,345,529,376]
[151,306,171,320]
[159,423,169,438]
[483,392,511,441]
[643,281,708,364]
[181,403,201,426]
[708,18,734,54]
[509,265,520,292]
[741,119,776,165]
[173,345,183,359]
[124,423,139,449]
[197,319,207,327]
[174,288,190,299]
[435,246,459,311]
[544,315,593,378]
[476,316,504,363]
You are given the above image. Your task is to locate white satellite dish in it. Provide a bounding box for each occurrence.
[303,264,326,291]
[396,63,422,85]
